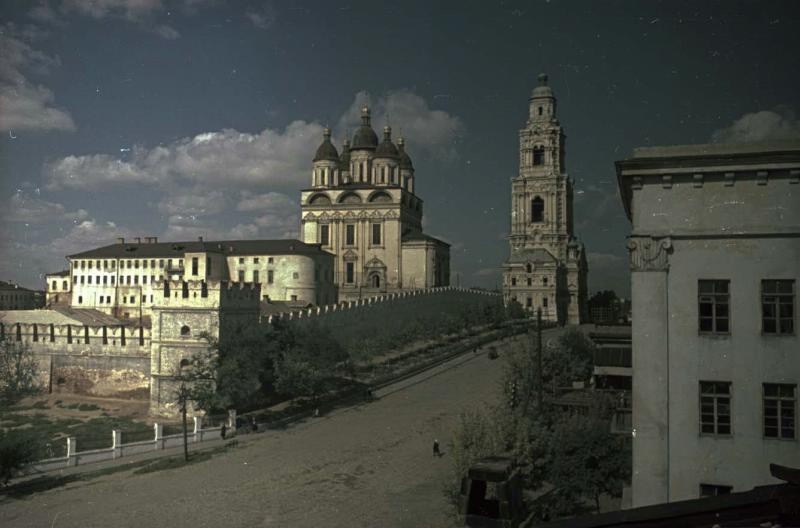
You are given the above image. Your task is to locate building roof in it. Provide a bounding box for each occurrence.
[313,128,340,162]
[615,141,800,220]
[45,270,71,277]
[0,281,35,292]
[351,105,379,150]
[68,239,331,259]
[401,232,450,247]
[398,138,414,170]
[0,307,124,326]
[374,126,399,159]
[530,73,554,99]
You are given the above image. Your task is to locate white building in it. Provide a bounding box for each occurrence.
[63,237,336,323]
[502,74,588,324]
[300,108,450,300]
[616,141,800,507]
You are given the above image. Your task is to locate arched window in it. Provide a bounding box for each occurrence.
[525,263,532,273]
[180,325,190,337]
[531,196,544,223]
[533,146,545,165]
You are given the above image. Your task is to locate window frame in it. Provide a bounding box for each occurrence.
[761,279,795,335]
[698,279,731,335]
[699,381,732,437]
[763,383,796,440]
[345,223,356,246]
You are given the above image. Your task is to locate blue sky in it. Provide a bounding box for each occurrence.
[1,0,799,295]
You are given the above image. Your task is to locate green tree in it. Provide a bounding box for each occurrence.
[505,299,527,320]
[0,339,41,404]
[272,323,349,402]
[542,329,595,391]
[0,430,43,486]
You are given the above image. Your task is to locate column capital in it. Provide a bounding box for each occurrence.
[626,236,672,272]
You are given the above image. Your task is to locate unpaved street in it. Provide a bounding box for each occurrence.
[1,333,544,528]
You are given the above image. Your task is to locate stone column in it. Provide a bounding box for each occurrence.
[228,409,237,429]
[627,236,672,507]
[112,430,122,459]
[66,437,77,467]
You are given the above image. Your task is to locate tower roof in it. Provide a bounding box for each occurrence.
[351,105,379,150]
[398,137,414,170]
[530,73,554,99]
[374,125,399,159]
[312,127,340,162]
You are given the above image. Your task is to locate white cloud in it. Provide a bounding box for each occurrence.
[158,190,227,216]
[0,27,75,132]
[153,24,180,39]
[336,90,465,160]
[711,107,800,143]
[2,192,87,224]
[246,5,276,30]
[237,191,295,212]
[61,0,164,20]
[46,121,324,190]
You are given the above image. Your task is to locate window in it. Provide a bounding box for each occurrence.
[526,297,532,308]
[372,223,381,245]
[346,224,355,246]
[143,276,147,284]
[293,272,299,280]
[526,264,532,273]
[267,270,274,284]
[98,296,103,304]
[527,278,532,286]
[78,296,83,304]
[320,224,330,246]
[254,257,260,264]
[134,260,139,269]
[73,275,78,284]
[238,270,245,282]
[762,280,794,334]
[700,381,731,435]
[51,281,57,290]
[543,297,548,308]
[80,260,85,269]
[130,296,135,303]
[143,260,148,269]
[346,262,354,284]
[699,280,730,333]
[88,261,93,270]
[239,257,244,264]
[511,277,517,286]
[192,257,198,276]
[268,257,274,264]
[291,295,298,301]
[700,484,732,497]
[103,276,107,285]
[764,383,796,439]
[110,276,115,285]
[62,280,67,290]
[253,270,259,283]
[531,196,544,222]
[159,259,164,268]
[180,325,191,337]
[533,146,544,165]
[106,296,110,303]
[538,106,543,116]
[543,277,548,286]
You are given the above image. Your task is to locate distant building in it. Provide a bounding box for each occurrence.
[502,74,588,324]
[300,106,450,301]
[616,141,800,507]
[66,237,335,323]
[45,270,72,307]
[0,280,43,310]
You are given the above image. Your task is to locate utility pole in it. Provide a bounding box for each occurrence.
[537,307,543,408]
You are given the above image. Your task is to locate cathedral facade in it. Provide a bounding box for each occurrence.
[300,106,450,300]
[502,74,588,324]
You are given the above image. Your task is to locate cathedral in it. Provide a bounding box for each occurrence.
[300,106,450,300]
[502,74,588,324]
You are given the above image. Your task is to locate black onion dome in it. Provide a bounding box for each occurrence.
[313,128,340,162]
[375,126,399,159]
[397,137,414,170]
[339,139,351,171]
[350,105,378,150]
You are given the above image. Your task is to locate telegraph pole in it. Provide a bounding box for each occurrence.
[537,307,543,408]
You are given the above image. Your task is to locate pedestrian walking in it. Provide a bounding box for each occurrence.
[221,424,227,439]
[433,439,441,457]
[313,407,320,418]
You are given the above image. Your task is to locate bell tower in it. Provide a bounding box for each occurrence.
[503,73,587,324]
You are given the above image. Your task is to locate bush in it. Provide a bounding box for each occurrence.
[0,430,43,486]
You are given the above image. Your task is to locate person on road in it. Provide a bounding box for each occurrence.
[221,424,227,439]
[251,417,258,433]
[433,439,441,457]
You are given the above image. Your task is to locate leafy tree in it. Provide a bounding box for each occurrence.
[542,329,595,391]
[272,323,349,402]
[0,430,43,486]
[0,339,41,404]
[505,299,527,320]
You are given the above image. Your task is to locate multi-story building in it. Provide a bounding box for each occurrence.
[0,280,44,310]
[502,74,588,324]
[616,141,800,507]
[65,237,335,322]
[45,270,72,307]
[300,107,450,301]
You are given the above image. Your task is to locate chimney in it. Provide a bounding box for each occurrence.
[117,237,125,244]
[198,236,204,243]
[134,237,141,244]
